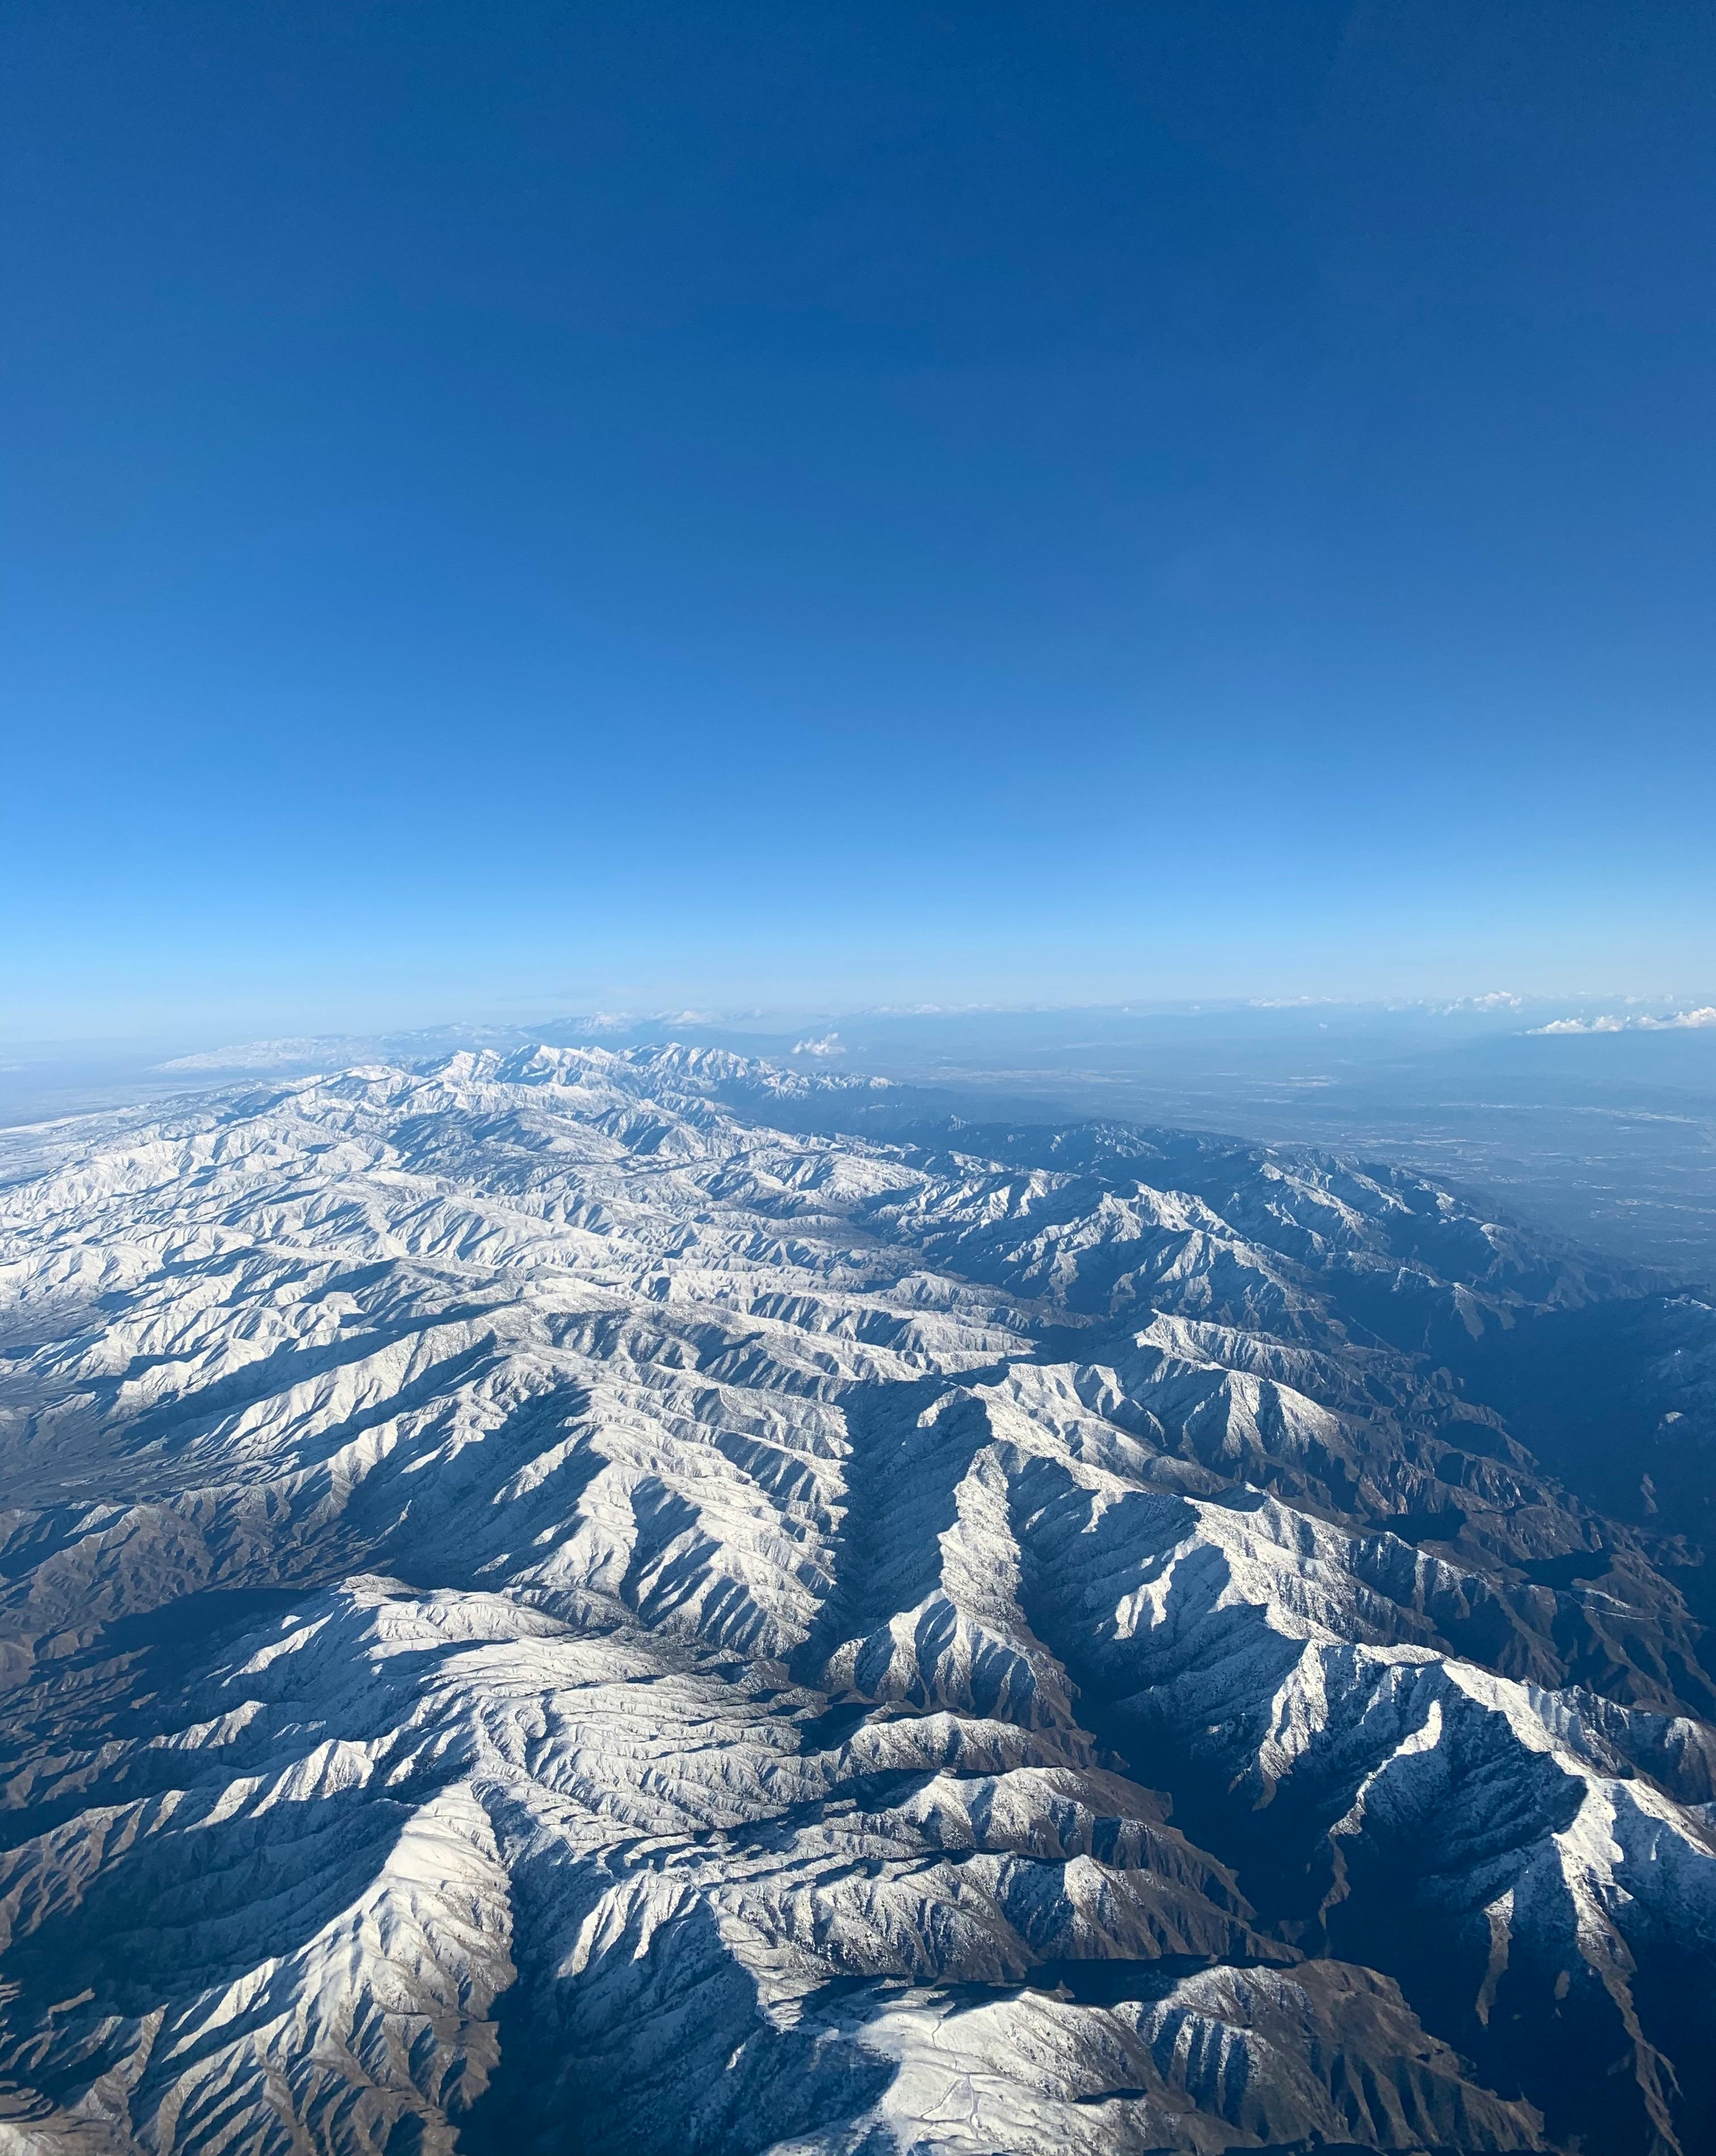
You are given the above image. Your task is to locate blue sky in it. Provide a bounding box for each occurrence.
[4,1,1714,1040]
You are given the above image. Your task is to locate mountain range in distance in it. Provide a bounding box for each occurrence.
[1,1042,1714,2154]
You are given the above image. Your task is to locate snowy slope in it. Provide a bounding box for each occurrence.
[0,1047,1711,2155]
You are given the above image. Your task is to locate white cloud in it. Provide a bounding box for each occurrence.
[1532,1006,1716,1035]
[792,1032,843,1057]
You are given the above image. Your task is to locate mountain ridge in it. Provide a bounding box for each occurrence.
[0,1044,1712,2155]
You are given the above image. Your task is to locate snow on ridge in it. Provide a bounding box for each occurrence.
[0,1056,1710,2154]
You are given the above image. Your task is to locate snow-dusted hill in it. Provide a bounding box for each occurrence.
[0,1046,1712,2155]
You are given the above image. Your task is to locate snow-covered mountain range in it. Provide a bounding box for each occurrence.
[1,1045,1713,2155]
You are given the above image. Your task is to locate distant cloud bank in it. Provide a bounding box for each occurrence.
[1534,1007,1716,1035]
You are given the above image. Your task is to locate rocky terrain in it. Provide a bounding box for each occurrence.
[0,1044,1712,2155]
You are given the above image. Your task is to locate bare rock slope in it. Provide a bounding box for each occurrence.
[0,1046,1712,2155]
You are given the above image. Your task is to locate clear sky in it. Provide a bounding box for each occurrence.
[4,1,1714,1040]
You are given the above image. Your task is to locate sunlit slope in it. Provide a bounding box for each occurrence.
[0,1047,1711,2155]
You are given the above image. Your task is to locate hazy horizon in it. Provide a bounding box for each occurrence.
[7,995,1715,1279]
